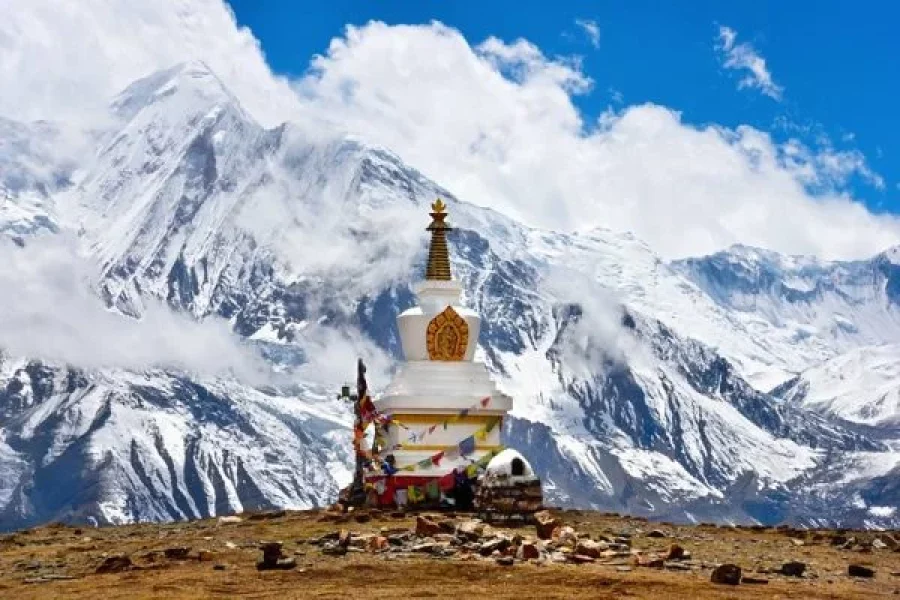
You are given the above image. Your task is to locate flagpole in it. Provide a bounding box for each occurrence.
[337,358,368,507]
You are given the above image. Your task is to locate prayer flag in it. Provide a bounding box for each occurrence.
[417,458,432,469]
[431,451,444,466]
[458,435,476,456]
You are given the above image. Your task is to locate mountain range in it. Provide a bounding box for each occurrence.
[1,61,898,531]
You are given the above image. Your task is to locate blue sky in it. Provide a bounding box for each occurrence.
[227,0,899,214]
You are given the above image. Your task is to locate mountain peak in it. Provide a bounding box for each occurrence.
[109,61,246,124]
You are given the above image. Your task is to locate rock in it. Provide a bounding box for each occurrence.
[666,544,686,561]
[570,554,596,564]
[533,510,560,540]
[635,556,665,568]
[781,561,807,577]
[321,542,347,556]
[456,520,487,541]
[213,564,228,571]
[842,537,858,550]
[354,513,371,524]
[416,516,440,537]
[338,529,351,548]
[646,529,666,538]
[496,556,515,566]
[574,539,605,558]
[479,538,511,556]
[710,563,742,585]
[164,547,191,560]
[217,516,242,525]
[224,541,237,550]
[518,542,540,560]
[873,538,888,550]
[879,535,900,550]
[742,576,769,585]
[616,566,633,572]
[554,526,577,547]
[368,536,389,552]
[95,555,132,574]
[247,510,287,521]
[438,519,456,533]
[257,557,297,571]
[849,564,875,578]
[197,549,215,562]
[411,543,437,553]
[790,538,805,547]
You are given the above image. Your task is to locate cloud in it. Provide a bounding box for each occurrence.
[715,26,783,101]
[575,19,601,48]
[0,0,301,128]
[0,234,280,384]
[0,6,896,263]
[296,22,897,259]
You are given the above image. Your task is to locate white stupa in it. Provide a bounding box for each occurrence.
[372,199,513,484]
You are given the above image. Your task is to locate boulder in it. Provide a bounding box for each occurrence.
[554,526,577,547]
[95,555,132,574]
[533,510,559,540]
[710,563,742,585]
[646,529,666,538]
[848,564,875,578]
[781,561,807,577]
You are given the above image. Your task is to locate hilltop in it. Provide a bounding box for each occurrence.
[2,508,898,599]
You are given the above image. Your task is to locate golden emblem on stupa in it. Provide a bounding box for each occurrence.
[426,305,469,361]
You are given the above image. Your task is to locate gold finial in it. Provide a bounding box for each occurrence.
[425,198,452,281]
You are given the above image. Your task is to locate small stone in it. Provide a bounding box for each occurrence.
[416,516,441,537]
[873,538,888,550]
[781,561,807,577]
[849,564,875,578]
[570,554,596,564]
[616,566,633,572]
[790,538,805,547]
[257,557,297,571]
[646,529,666,538]
[666,544,686,561]
[574,539,605,558]
[95,555,132,574]
[456,520,487,541]
[710,563,742,585]
[321,542,348,556]
[217,516,242,525]
[495,556,515,566]
[368,536,389,552]
[354,513,371,524]
[338,529,351,548]
[742,576,769,585]
[224,541,237,550]
[518,542,540,560]
[634,555,664,568]
[533,510,560,540]
[164,546,191,560]
[213,563,227,571]
[554,526,577,547]
[479,538,510,556]
[197,549,215,562]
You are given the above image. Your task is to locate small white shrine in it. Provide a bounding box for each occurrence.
[373,199,513,480]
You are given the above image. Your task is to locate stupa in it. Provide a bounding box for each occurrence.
[365,199,513,506]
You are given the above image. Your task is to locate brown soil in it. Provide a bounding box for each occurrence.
[2,508,898,599]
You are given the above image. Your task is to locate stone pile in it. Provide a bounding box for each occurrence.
[305,512,696,570]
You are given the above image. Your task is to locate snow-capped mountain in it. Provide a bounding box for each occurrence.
[1,61,899,531]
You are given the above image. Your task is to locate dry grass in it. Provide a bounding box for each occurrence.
[2,509,898,599]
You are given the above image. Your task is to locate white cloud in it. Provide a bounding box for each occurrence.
[0,235,273,384]
[716,26,783,101]
[297,22,897,259]
[0,5,896,263]
[0,0,301,128]
[575,18,601,48]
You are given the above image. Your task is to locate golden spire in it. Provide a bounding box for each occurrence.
[425,198,453,281]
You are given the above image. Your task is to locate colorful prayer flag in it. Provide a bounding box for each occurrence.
[458,435,476,456]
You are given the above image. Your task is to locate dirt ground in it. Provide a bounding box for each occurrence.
[1,508,898,599]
